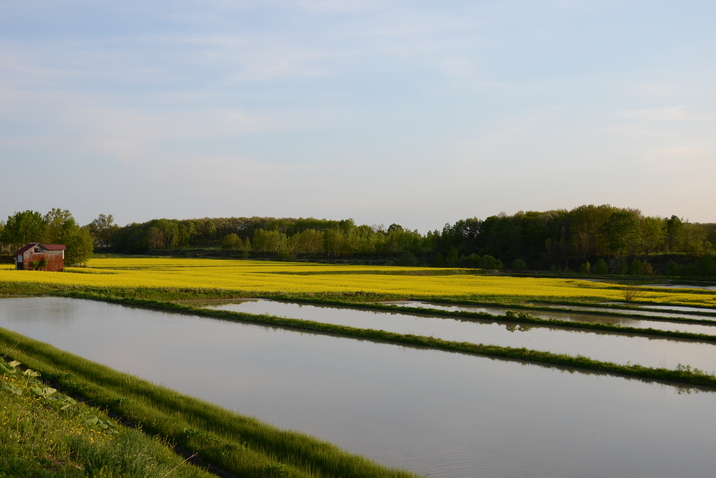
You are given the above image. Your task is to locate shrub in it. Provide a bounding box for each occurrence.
[396,251,418,266]
[221,233,242,250]
[622,285,645,301]
[482,255,498,269]
[465,253,481,268]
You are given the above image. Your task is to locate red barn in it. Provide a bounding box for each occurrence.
[14,243,66,272]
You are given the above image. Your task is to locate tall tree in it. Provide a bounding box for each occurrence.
[640,216,666,255]
[88,214,119,248]
[64,225,94,266]
[1,210,46,249]
[600,209,642,256]
[44,209,75,244]
[44,209,93,266]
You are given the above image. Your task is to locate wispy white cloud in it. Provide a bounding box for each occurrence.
[617,106,708,122]
[294,0,388,14]
[74,106,269,163]
[635,84,674,97]
[2,0,716,228]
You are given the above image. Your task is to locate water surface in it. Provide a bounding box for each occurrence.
[201,299,716,372]
[391,300,716,335]
[540,303,716,321]
[1,297,716,478]
[644,283,716,290]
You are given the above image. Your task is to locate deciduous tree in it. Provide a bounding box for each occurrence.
[1,210,46,249]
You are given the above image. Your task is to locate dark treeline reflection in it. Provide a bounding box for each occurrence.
[103,205,716,276]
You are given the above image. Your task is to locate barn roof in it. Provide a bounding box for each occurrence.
[14,243,67,254]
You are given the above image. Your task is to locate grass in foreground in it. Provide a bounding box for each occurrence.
[0,357,212,478]
[0,328,421,478]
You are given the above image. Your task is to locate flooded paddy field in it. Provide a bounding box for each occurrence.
[200,299,716,372]
[1,297,716,478]
[537,303,716,321]
[389,301,716,334]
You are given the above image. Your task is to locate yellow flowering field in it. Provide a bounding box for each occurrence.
[1,257,715,306]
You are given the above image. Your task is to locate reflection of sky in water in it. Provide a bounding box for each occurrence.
[546,303,716,321]
[630,303,716,312]
[414,301,716,324]
[201,300,716,373]
[2,297,716,478]
[0,296,80,328]
[391,301,716,335]
[646,284,716,291]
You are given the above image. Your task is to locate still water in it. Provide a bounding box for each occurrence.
[389,301,716,334]
[646,283,716,290]
[392,300,716,323]
[201,299,716,373]
[1,297,716,478]
[533,303,716,321]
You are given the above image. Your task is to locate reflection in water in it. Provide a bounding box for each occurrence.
[505,323,533,332]
[1,297,716,478]
[395,300,716,335]
[645,284,716,291]
[538,302,716,321]
[200,299,716,373]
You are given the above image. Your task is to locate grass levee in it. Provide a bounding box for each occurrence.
[0,328,420,478]
[0,356,214,478]
[59,293,716,390]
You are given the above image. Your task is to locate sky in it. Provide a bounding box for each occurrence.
[1,0,715,232]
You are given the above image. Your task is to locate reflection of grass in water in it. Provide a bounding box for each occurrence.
[0,329,421,478]
[44,294,716,391]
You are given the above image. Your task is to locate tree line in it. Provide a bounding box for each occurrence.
[99,205,716,276]
[1,205,714,276]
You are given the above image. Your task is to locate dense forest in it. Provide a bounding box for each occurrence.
[2,205,715,277]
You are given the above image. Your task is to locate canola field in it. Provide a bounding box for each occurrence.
[1,257,715,306]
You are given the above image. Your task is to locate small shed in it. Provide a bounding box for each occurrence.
[14,243,66,272]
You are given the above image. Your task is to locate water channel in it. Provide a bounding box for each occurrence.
[1,297,715,478]
[199,299,716,373]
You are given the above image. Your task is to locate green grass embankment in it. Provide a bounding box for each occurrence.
[0,356,214,478]
[67,293,716,390]
[42,283,716,343]
[0,327,420,478]
[262,295,716,343]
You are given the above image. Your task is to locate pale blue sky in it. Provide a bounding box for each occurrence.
[1,1,715,231]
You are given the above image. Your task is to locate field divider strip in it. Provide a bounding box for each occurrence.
[0,326,420,478]
[65,292,716,390]
[263,295,716,342]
